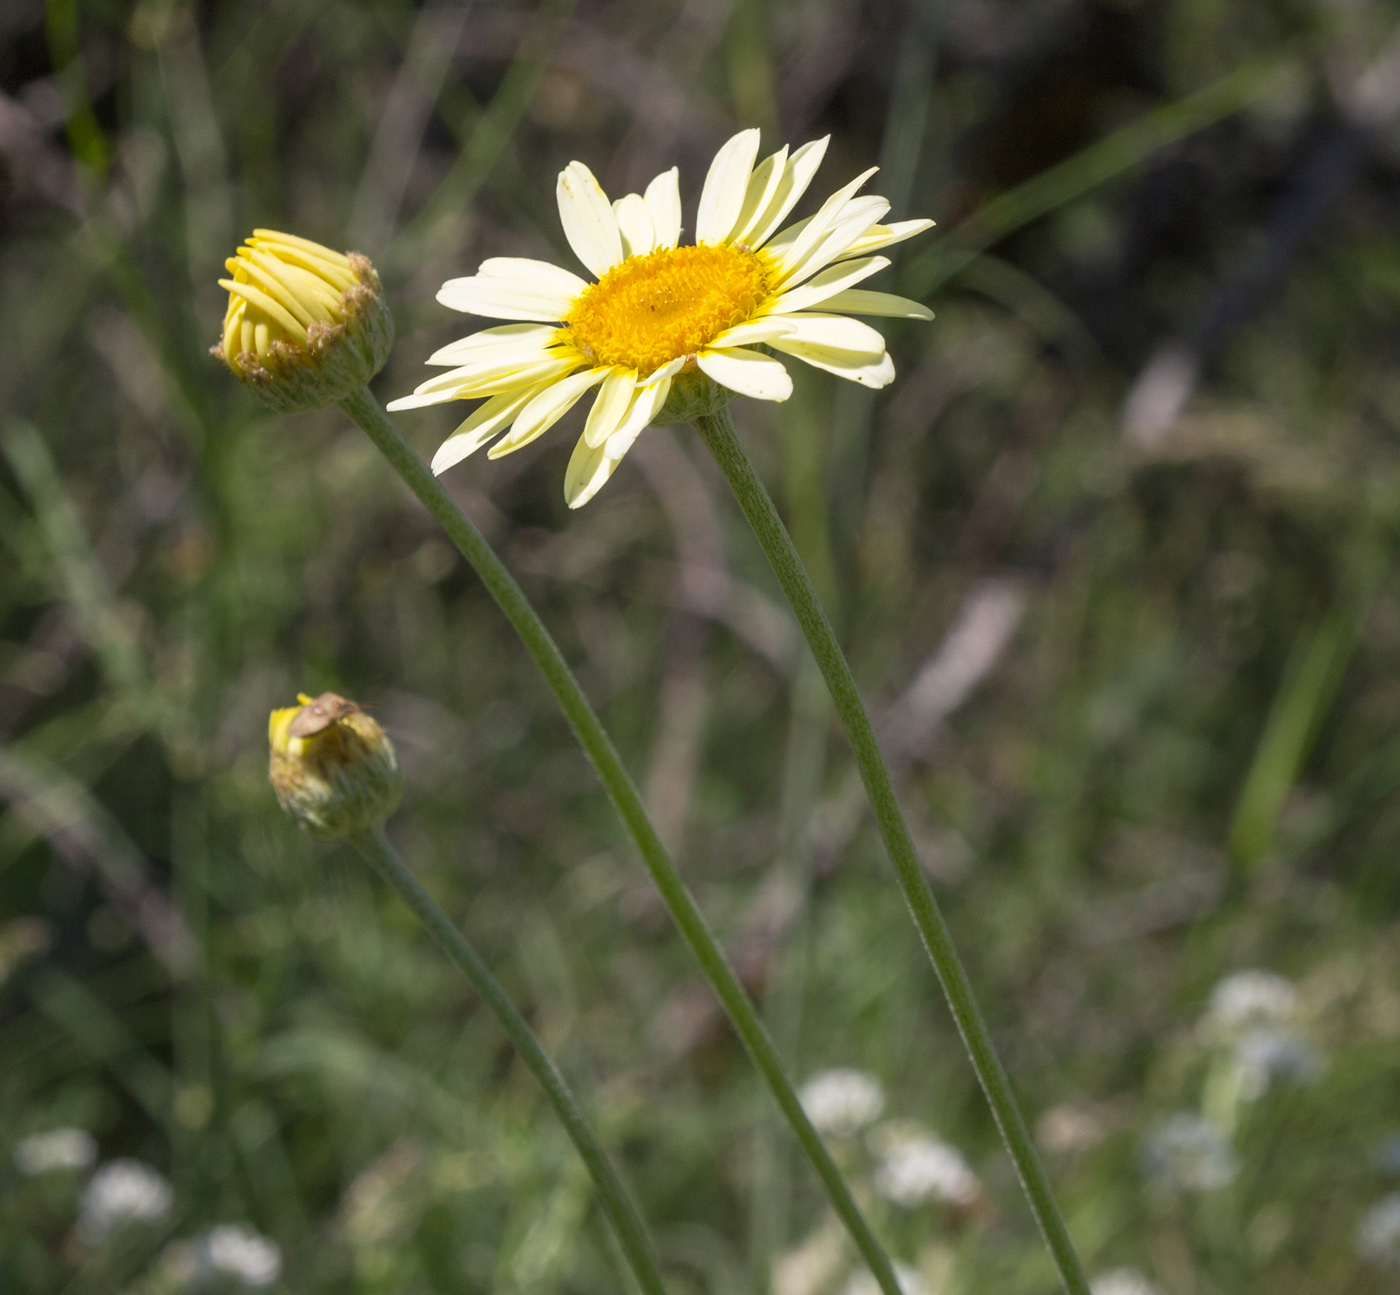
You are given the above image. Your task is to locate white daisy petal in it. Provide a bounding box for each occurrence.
[771,338,895,388]
[779,194,890,288]
[437,274,578,322]
[428,355,582,402]
[426,323,562,367]
[411,347,577,395]
[696,128,762,245]
[836,218,935,260]
[557,162,625,278]
[644,168,682,248]
[743,136,831,250]
[386,387,466,412]
[476,258,591,296]
[710,317,797,348]
[565,378,670,508]
[489,367,608,458]
[431,385,549,473]
[697,347,793,402]
[766,167,879,283]
[774,313,887,354]
[765,255,890,314]
[730,145,788,246]
[583,368,637,447]
[613,194,656,258]
[641,356,686,385]
[816,288,933,320]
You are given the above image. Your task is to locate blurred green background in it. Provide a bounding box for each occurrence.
[4,0,1400,1291]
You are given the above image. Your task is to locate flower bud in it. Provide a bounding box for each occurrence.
[268,692,404,840]
[214,230,394,413]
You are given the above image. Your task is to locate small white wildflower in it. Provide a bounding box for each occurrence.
[1234,1027,1321,1101]
[77,1159,173,1243]
[1090,1268,1161,1295]
[202,1224,283,1287]
[841,1260,929,1295]
[872,1133,980,1208]
[13,1127,97,1176]
[1142,1113,1238,1192]
[798,1069,885,1137]
[1357,1194,1400,1269]
[1204,969,1296,1037]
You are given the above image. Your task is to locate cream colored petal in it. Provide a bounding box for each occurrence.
[583,367,636,447]
[431,386,548,473]
[764,255,890,314]
[488,366,608,458]
[775,193,890,288]
[566,379,670,508]
[564,433,611,511]
[696,128,762,245]
[386,387,466,412]
[427,323,562,367]
[771,338,896,388]
[696,347,793,402]
[463,358,585,398]
[613,194,656,258]
[557,161,625,278]
[743,136,830,249]
[730,145,787,246]
[765,167,879,283]
[709,317,797,348]
[437,274,578,322]
[759,214,811,262]
[773,313,886,354]
[640,356,686,385]
[411,345,569,395]
[836,218,935,260]
[644,167,682,247]
[476,257,591,296]
[816,288,933,320]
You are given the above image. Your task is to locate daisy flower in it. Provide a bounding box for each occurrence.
[389,129,933,507]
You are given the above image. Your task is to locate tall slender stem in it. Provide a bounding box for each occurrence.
[692,406,1090,1295]
[351,825,666,1295]
[339,386,904,1295]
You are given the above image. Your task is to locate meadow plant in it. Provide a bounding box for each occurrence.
[395,129,1087,1294]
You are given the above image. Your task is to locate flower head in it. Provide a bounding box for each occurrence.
[77,1159,172,1243]
[215,230,393,413]
[13,1127,97,1176]
[870,1127,980,1208]
[391,130,933,507]
[798,1068,885,1137]
[269,692,404,840]
[1202,969,1296,1038]
[1090,1269,1161,1295]
[1141,1113,1238,1193]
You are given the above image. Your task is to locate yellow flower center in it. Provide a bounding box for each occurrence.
[564,243,770,374]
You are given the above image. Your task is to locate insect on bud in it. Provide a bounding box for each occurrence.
[214,230,394,413]
[268,692,404,840]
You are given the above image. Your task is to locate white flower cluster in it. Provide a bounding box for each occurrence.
[799,1069,886,1138]
[1357,1194,1400,1269]
[77,1159,173,1243]
[872,1131,980,1208]
[172,1224,284,1288]
[1204,969,1296,1036]
[13,1127,97,1176]
[1234,1026,1321,1101]
[1090,1268,1161,1295]
[1142,1113,1238,1192]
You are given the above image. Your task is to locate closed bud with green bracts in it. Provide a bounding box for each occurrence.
[214,230,393,413]
[268,692,403,840]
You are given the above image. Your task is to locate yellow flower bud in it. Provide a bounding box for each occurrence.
[268,692,404,840]
[214,230,394,413]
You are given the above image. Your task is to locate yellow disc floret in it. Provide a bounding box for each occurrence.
[565,243,769,375]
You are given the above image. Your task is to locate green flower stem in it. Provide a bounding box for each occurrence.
[350,824,666,1295]
[691,406,1090,1295]
[338,386,904,1295]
